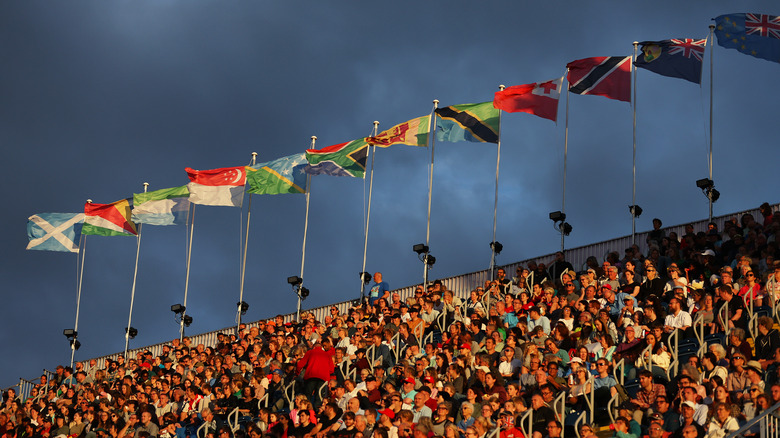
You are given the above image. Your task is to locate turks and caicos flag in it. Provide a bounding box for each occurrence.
[566,56,631,102]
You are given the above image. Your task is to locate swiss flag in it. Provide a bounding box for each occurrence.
[493,78,562,122]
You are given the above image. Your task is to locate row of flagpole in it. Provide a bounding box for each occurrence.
[59,22,743,362]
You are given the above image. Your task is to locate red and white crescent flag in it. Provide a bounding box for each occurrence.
[185,166,246,207]
[493,78,562,122]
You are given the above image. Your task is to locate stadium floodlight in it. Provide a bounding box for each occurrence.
[360,272,372,284]
[125,327,138,339]
[183,315,193,327]
[489,241,503,255]
[696,178,720,203]
[299,287,310,299]
[63,329,77,338]
[237,301,249,315]
[426,255,436,266]
[413,244,429,255]
[628,205,643,217]
[696,178,714,190]
[549,211,566,222]
[287,276,303,286]
[170,304,186,314]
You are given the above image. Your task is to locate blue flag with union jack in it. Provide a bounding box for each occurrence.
[634,39,706,84]
[715,13,780,64]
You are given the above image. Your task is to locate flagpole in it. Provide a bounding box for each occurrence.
[237,152,257,333]
[297,137,316,322]
[425,100,439,288]
[71,219,88,372]
[632,42,638,245]
[489,86,505,281]
[561,77,569,253]
[181,203,196,342]
[124,183,147,360]
[360,122,380,302]
[708,24,715,222]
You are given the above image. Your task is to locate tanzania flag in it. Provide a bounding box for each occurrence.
[634,39,706,84]
[305,138,369,178]
[715,13,780,64]
[435,102,500,144]
[83,199,137,236]
[247,153,309,195]
[131,185,190,226]
[367,116,431,147]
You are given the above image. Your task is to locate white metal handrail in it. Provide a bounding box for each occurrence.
[725,400,780,438]
[518,407,533,438]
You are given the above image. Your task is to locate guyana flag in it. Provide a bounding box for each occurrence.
[304,138,369,178]
[367,115,430,147]
[83,199,137,236]
[435,102,500,144]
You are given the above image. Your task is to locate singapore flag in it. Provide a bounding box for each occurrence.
[185,166,246,207]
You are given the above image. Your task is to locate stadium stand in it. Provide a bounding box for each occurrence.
[2,201,779,438]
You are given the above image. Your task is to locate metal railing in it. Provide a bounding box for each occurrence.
[726,400,780,438]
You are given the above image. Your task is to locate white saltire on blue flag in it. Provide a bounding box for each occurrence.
[26,213,85,253]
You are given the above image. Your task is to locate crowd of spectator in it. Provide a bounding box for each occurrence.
[2,203,780,438]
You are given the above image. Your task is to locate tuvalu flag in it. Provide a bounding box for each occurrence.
[493,78,563,122]
[715,13,780,64]
[367,116,431,147]
[567,56,631,102]
[132,185,190,225]
[27,212,84,252]
[435,102,500,144]
[634,39,706,84]
[305,138,369,178]
[186,166,246,207]
[83,199,137,236]
[246,153,309,195]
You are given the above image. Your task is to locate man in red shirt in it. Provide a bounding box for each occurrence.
[296,337,335,409]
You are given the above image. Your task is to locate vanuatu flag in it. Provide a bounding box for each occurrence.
[305,138,369,178]
[247,153,309,195]
[435,102,500,144]
[367,115,431,147]
[83,199,138,236]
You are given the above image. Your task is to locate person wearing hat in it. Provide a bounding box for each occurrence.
[670,401,705,438]
[744,360,765,391]
[400,377,417,406]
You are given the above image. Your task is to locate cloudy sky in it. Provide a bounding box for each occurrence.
[2,1,778,389]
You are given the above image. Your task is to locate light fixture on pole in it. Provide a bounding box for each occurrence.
[488,241,503,280]
[413,243,435,287]
[170,304,192,333]
[63,329,80,351]
[549,211,572,250]
[696,178,719,220]
[125,327,138,339]
[237,301,249,316]
[287,276,308,321]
